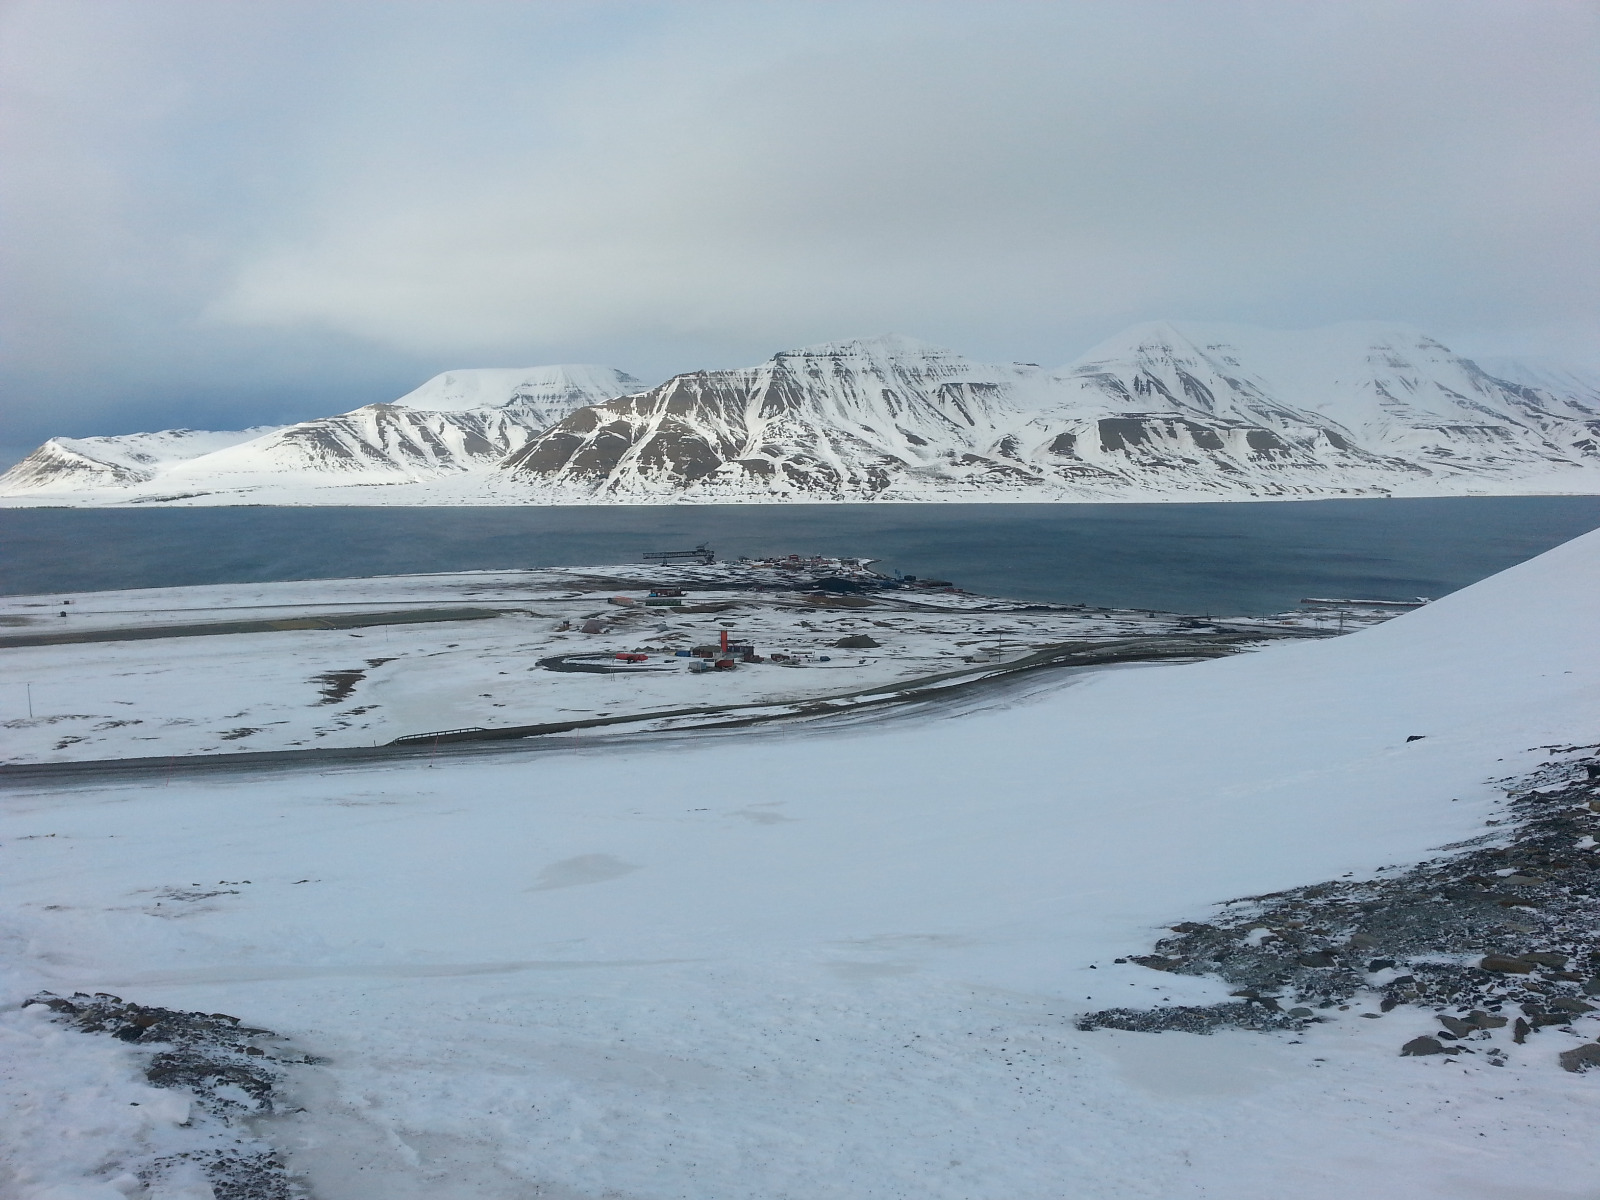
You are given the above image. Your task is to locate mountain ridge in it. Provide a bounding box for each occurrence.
[4,323,1597,505]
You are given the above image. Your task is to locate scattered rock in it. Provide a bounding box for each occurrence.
[1558,1043,1600,1072]
[24,992,310,1198]
[1401,1036,1446,1056]
[1549,996,1597,1013]
[1077,1001,1300,1035]
[1480,954,1535,974]
[1520,951,1569,968]
[1077,752,1600,1056]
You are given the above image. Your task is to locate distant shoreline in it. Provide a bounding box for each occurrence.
[6,485,1600,510]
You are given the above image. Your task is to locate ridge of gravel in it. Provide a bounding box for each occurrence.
[1077,748,1600,1072]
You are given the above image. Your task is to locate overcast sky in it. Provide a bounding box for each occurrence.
[2,0,1597,456]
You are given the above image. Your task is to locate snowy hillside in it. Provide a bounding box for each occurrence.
[0,365,641,499]
[4,327,1597,505]
[0,427,281,494]
[505,324,1600,501]
[500,334,1050,497]
[391,364,645,421]
[1005,323,1600,499]
[1473,356,1600,408]
[4,532,1599,1198]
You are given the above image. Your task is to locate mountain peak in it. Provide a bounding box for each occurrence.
[387,365,643,414]
[1062,321,1468,389]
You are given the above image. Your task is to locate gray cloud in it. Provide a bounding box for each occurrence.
[2,0,1597,452]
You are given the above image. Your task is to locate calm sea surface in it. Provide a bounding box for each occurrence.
[3,498,1599,614]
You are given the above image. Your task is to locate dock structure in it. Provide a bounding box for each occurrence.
[643,544,715,566]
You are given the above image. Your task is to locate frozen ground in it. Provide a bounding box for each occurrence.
[0,561,1340,765]
[3,536,1599,1199]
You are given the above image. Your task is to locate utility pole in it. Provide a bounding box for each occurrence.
[26,682,32,719]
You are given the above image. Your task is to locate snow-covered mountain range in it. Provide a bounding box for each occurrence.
[4,325,1597,505]
[0,427,282,493]
[0,366,641,501]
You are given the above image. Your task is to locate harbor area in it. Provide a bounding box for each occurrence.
[0,555,1404,766]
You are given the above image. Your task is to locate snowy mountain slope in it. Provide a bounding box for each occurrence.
[500,335,1050,498]
[160,401,569,487]
[392,365,645,421]
[1473,356,1600,409]
[4,327,1597,505]
[501,325,1600,501]
[1002,323,1600,498]
[0,427,281,494]
[0,366,643,497]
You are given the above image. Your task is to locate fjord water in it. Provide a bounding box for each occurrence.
[3,497,1600,614]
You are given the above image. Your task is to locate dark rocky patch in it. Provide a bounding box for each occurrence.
[834,633,882,649]
[1077,750,1600,1074]
[1245,428,1290,455]
[1560,1043,1600,1072]
[24,992,316,1198]
[1401,1035,1451,1056]
[1077,999,1302,1034]
[309,670,363,704]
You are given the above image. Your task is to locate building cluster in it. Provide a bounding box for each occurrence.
[678,629,759,672]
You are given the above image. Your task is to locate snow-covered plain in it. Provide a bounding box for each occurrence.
[0,563,1274,764]
[4,532,1600,1198]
